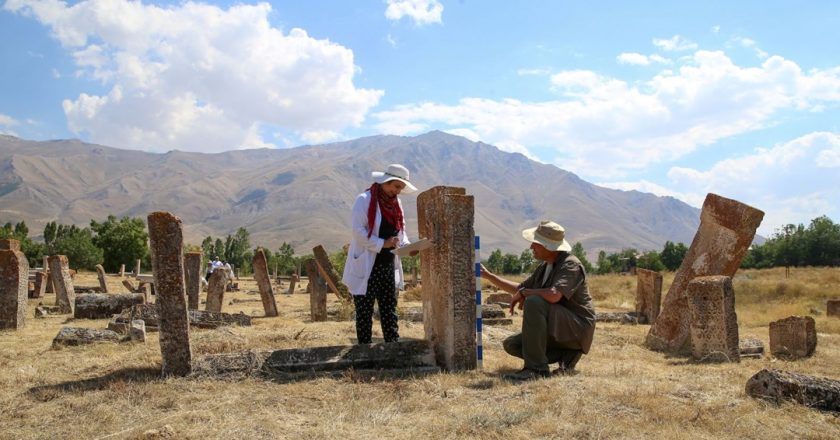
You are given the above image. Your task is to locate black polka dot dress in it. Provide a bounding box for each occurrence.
[353,217,400,344]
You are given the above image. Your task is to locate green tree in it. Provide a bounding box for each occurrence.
[595,250,612,274]
[51,225,103,270]
[90,215,149,272]
[637,250,665,271]
[571,242,594,274]
[519,249,537,273]
[660,241,688,271]
[502,253,521,274]
[486,249,504,274]
[275,242,297,276]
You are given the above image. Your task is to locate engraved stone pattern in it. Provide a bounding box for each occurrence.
[48,255,76,314]
[305,259,327,322]
[52,327,123,346]
[485,292,513,306]
[147,211,191,377]
[252,248,278,317]
[417,186,476,371]
[827,299,840,317]
[312,245,351,301]
[746,368,840,412]
[0,249,29,329]
[647,193,763,354]
[635,268,662,324]
[0,239,21,251]
[95,264,109,293]
[769,316,817,359]
[32,271,47,299]
[688,275,740,362]
[205,270,228,313]
[184,252,202,310]
[73,293,145,319]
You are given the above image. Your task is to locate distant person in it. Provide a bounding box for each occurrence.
[480,220,595,381]
[341,164,418,344]
[205,261,214,282]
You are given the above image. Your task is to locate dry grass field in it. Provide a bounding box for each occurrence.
[1,267,839,439]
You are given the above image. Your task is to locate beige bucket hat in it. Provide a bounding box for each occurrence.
[372,163,417,193]
[522,220,572,252]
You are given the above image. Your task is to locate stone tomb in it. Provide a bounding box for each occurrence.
[688,275,739,362]
[769,316,817,359]
[635,268,662,324]
[305,259,327,322]
[252,248,279,317]
[48,255,76,315]
[827,299,840,318]
[0,244,29,330]
[184,252,202,310]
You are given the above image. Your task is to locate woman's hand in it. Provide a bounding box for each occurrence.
[384,236,400,249]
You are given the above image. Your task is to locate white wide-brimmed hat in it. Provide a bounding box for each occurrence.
[522,220,572,252]
[372,164,417,193]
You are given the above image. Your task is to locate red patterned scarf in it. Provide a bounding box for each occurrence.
[367,183,404,238]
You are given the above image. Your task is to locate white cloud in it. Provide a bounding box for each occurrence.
[652,35,698,52]
[374,50,840,179]
[385,0,443,26]
[617,52,671,66]
[5,0,382,153]
[0,113,20,127]
[517,68,551,76]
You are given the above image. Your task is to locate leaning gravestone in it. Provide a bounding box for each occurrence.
[312,245,351,302]
[635,268,662,324]
[647,193,763,354]
[184,252,202,310]
[48,255,76,315]
[0,243,29,330]
[252,248,278,317]
[147,211,191,377]
[305,259,327,322]
[95,264,109,293]
[769,316,817,359]
[417,186,476,371]
[827,299,840,318]
[688,276,740,362]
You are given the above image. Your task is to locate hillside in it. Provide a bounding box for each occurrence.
[0,132,701,255]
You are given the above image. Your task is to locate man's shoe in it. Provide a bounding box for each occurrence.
[552,350,583,375]
[503,368,550,382]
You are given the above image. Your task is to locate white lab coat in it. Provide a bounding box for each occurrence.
[341,190,410,296]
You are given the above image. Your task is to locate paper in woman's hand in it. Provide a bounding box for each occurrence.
[393,238,434,257]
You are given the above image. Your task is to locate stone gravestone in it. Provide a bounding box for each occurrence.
[746,368,840,412]
[304,259,327,322]
[0,245,29,329]
[827,299,840,318]
[32,271,47,299]
[312,245,351,302]
[205,269,228,313]
[48,255,76,315]
[95,264,109,293]
[0,239,21,251]
[147,211,191,377]
[647,193,763,354]
[688,276,740,362]
[43,256,54,294]
[134,259,141,277]
[417,186,476,371]
[183,252,202,310]
[252,248,279,317]
[635,268,662,324]
[769,316,817,359]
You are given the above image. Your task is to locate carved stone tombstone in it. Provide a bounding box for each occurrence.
[134,259,141,277]
[688,276,740,362]
[95,264,109,293]
[147,211,191,376]
[769,316,817,359]
[827,299,840,317]
[0,247,29,329]
[252,248,279,317]
[32,271,47,299]
[205,269,228,313]
[635,268,662,324]
[48,255,76,315]
[417,186,476,371]
[647,194,763,354]
[312,245,351,301]
[0,239,21,251]
[183,252,202,310]
[305,259,327,322]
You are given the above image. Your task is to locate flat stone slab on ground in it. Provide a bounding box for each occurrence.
[483,318,514,326]
[739,338,765,359]
[52,327,124,347]
[114,304,251,331]
[746,368,840,412]
[74,293,144,319]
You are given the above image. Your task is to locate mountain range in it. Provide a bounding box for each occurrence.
[0,131,701,257]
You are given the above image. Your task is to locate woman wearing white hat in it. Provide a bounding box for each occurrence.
[342,164,418,344]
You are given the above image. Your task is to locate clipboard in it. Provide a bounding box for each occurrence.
[393,238,434,257]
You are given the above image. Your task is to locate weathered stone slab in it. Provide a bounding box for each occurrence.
[205,269,228,312]
[184,252,202,310]
[52,327,124,347]
[107,320,129,334]
[73,293,145,319]
[312,245,351,302]
[827,299,840,317]
[485,292,513,306]
[0,239,20,251]
[252,248,278,317]
[122,279,137,293]
[635,268,662,324]
[147,211,191,377]
[417,186,476,371]
[129,319,146,342]
[746,369,840,412]
[484,318,514,326]
[114,304,251,330]
[482,303,506,319]
[119,264,125,277]
[596,311,639,324]
[769,316,817,359]
[647,194,763,354]
[739,338,765,359]
[48,255,76,315]
[287,274,298,295]
[305,259,327,322]
[0,248,29,329]
[192,339,436,379]
[35,305,64,318]
[399,306,424,322]
[95,264,109,293]
[32,271,47,299]
[688,276,739,362]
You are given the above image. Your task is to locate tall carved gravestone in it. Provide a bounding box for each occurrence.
[635,268,662,324]
[48,255,76,315]
[32,271,47,299]
[205,270,227,313]
[305,259,328,322]
[417,186,476,371]
[312,245,351,301]
[0,241,29,330]
[183,252,202,310]
[147,212,191,376]
[647,194,763,354]
[769,316,817,359]
[688,276,740,362]
[95,264,109,293]
[252,248,279,317]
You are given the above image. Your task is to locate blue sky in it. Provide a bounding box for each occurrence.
[2,0,839,236]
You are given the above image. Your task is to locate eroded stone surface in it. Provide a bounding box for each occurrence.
[769,315,817,359]
[746,368,840,412]
[827,299,840,318]
[95,264,109,293]
[205,269,228,313]
[0,249,29,329]
[635,268,662,324]
[313,245,351,301]
[252,248,278,317]
[184,252,202,310]
[688,276,740,362]
[647,194,763,354]
[73,293,145,319]
[48,255,75,315]
[305,259,327,322]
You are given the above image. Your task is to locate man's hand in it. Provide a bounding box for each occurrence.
[479,263,490,278]
[509,288,525,315]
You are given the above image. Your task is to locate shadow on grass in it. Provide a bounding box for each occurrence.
[28,367,161,401]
